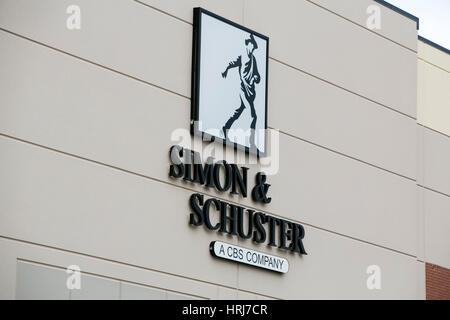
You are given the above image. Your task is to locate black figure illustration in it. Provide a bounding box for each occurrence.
[221,33,261,151]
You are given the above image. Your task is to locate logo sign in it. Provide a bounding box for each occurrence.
[191,8,269,156]
[210,241,289,274]
[169,145,308,260]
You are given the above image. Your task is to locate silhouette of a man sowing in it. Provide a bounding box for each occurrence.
[221,33,261,151]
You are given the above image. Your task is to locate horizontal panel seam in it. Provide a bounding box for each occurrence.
[135,0,420,115]
[417,184,450,198]
[417,123,450,139]
[2,237,279,300]
[0,133,418,258]
[16,258,207,300]
[1,26,416,122]
[15,258,208,299]
[0,29,420,180]
[304,0,417,53]
[135,0,418,54]
[418,57,450,73]
[0,28,191,101]
[271,57,417,120]
[134,0,191,25]
[272,128,416,182]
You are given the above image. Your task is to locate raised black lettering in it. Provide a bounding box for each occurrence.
[169,145,184,178]
[203,198,221,230]
[278,219,293,250]
[193,153,215,187]
[189,193,204,226]
[183,149,195,182]
[290,223,307,255]
[267,215,280,247]
[252,212,267,243]
[231,164,248,197]
[219,201,238,235]
[237,208,254,239]
[213,161,232,192]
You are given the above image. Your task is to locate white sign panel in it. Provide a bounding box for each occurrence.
[210,241,289,274]
[191,8,269,156]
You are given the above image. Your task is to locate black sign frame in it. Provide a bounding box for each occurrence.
[191,7,270,157]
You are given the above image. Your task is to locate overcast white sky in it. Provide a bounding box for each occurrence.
[386,0,450,49]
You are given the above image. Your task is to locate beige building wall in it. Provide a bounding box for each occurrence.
[416,39,450,273]
[0,0,446,300]
[417,40,450,136]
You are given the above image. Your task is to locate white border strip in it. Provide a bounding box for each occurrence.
[210,241,289,274]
